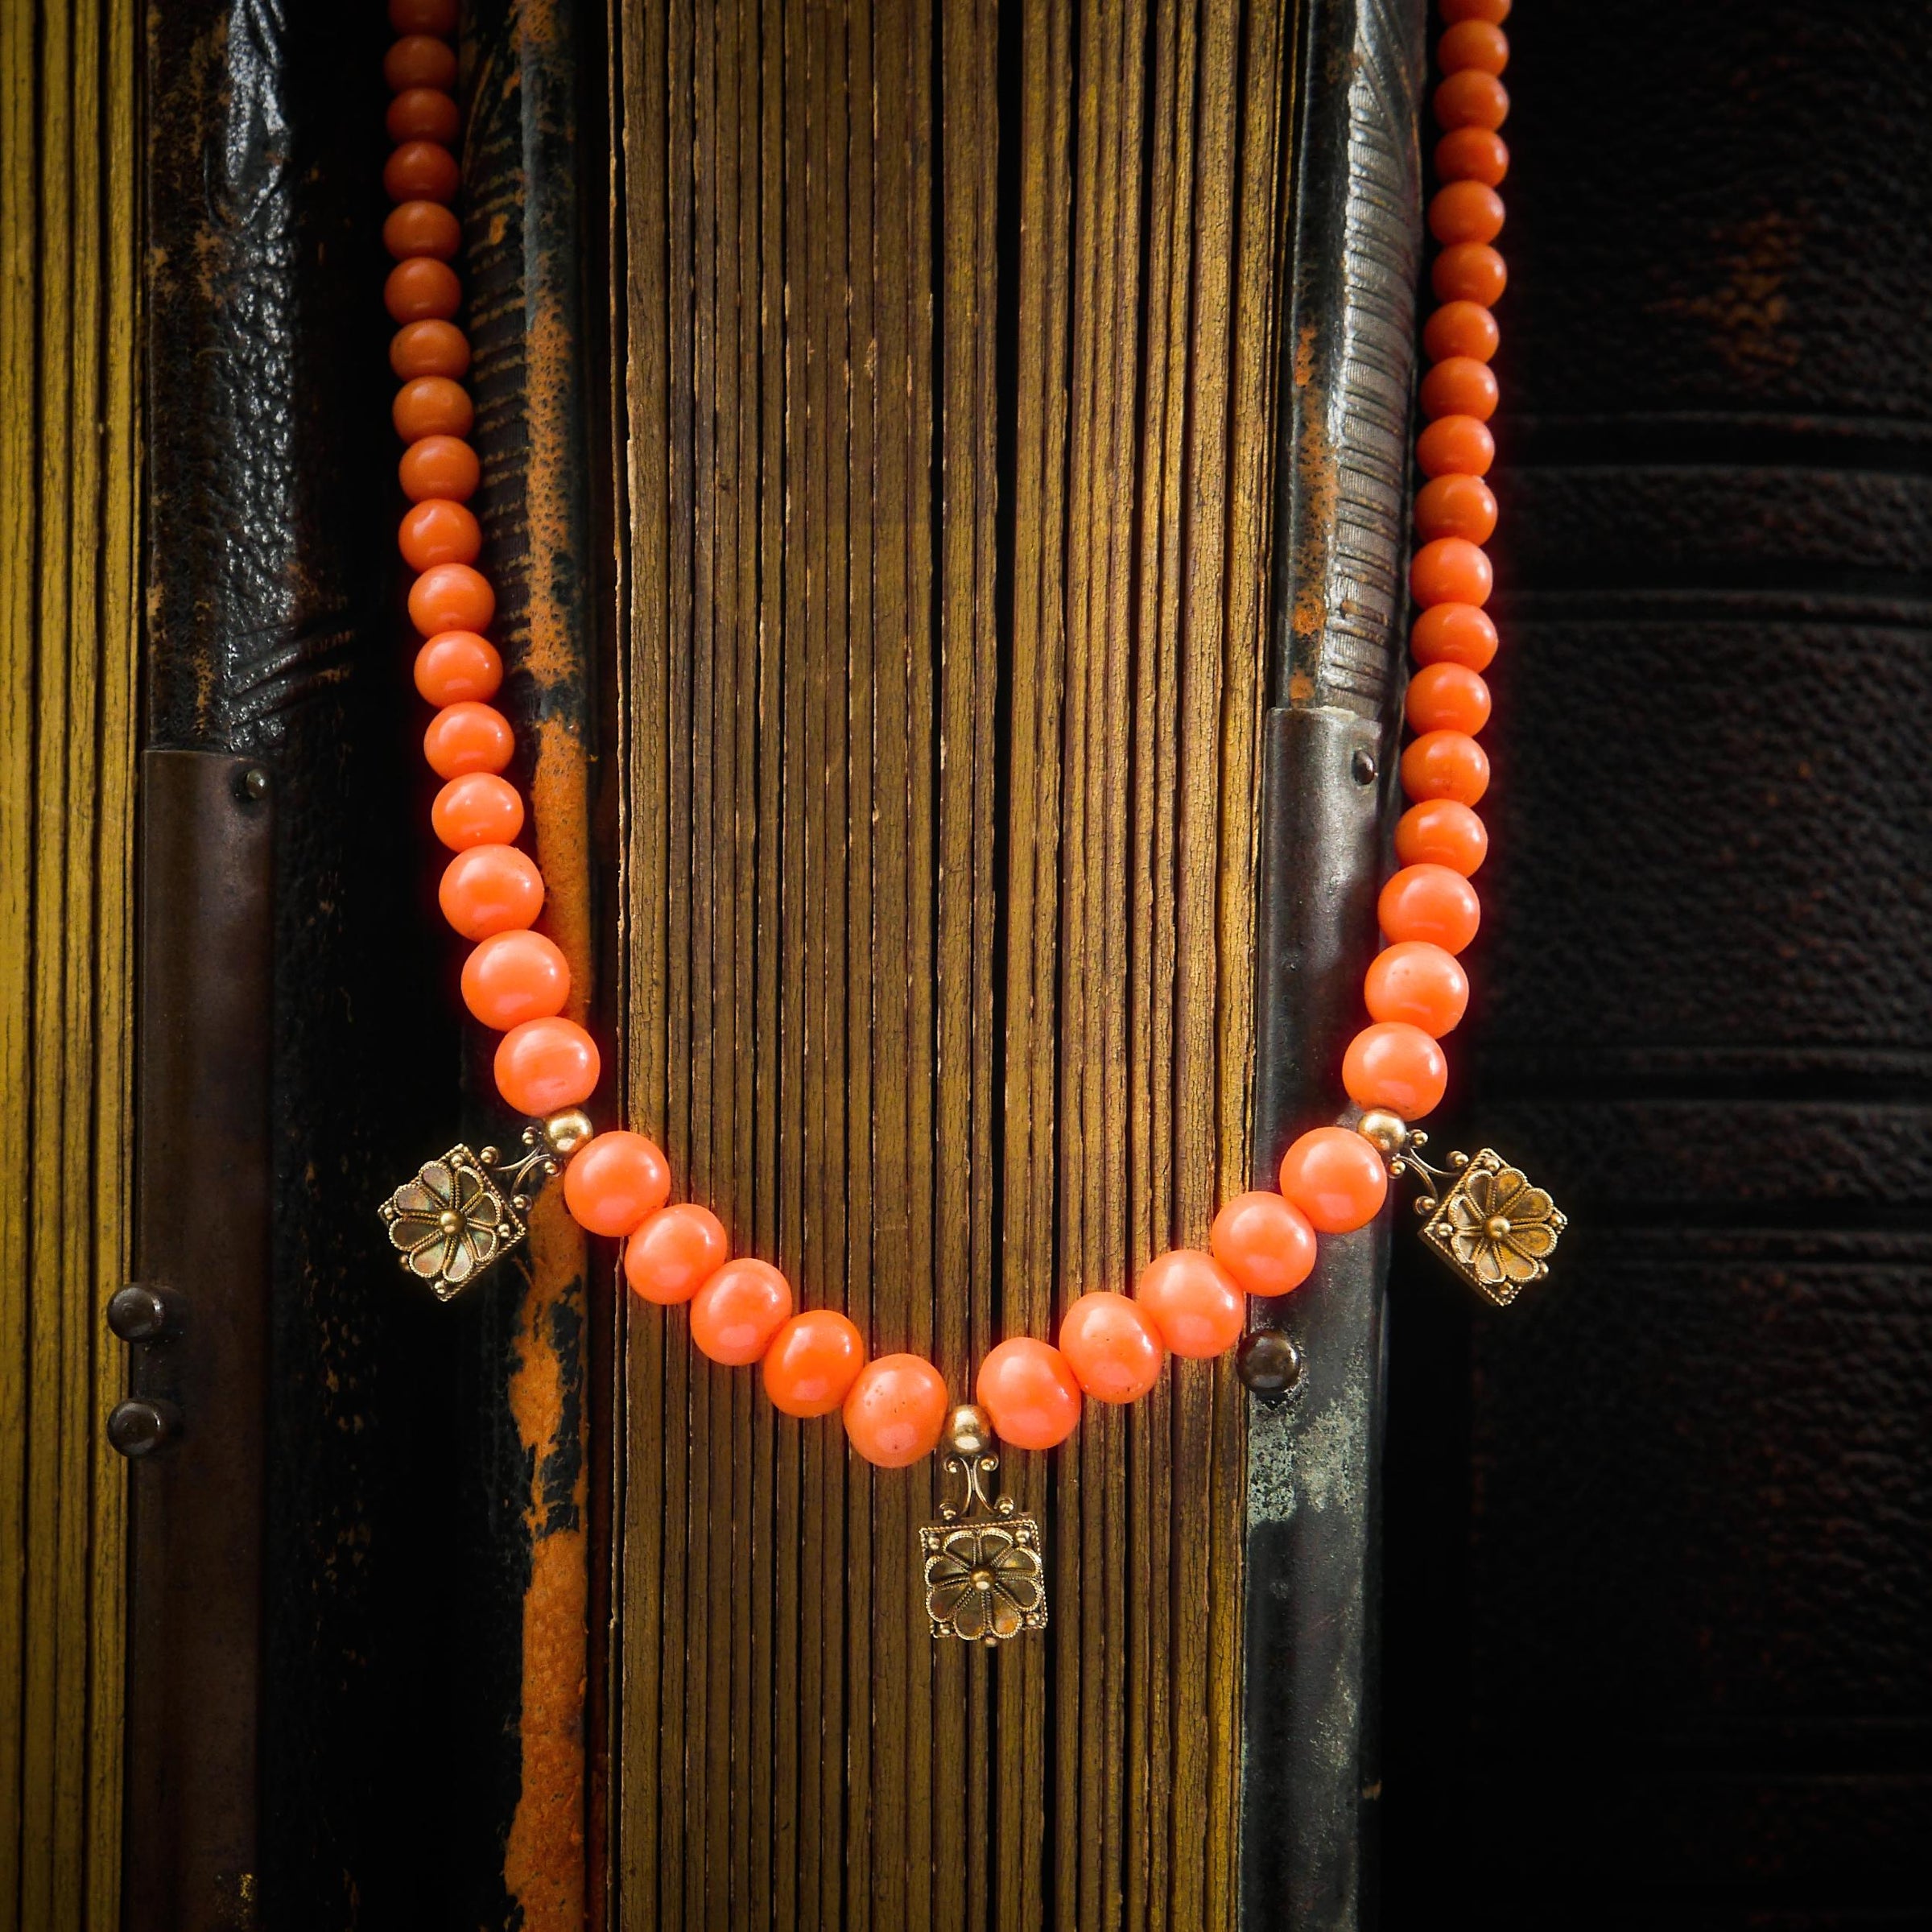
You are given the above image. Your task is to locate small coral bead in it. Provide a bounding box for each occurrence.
[1056,1292,1165,1403]
[1439,20,1509,75]
[399,499,481,570]
[691,1260,792,1366]
[1343,1021,1449,1119]
[423,700,513,778]
[409,563,494,637]
[384,140,460,204]
[386,87,460,145]
[383,200,460,262]
[384,36,457,92]
[623,1203,729,1305]
[390,319,470,380]
[388,0,458,31]
[1394,798,1488,876]
[1422,299,1499,362]
[1417,415,1493,479]
[384,256,460,323]
[1410,538,1492,609]
[1402,729,1490,806]
[494,1014,599,1115]
[1364,939,1471,1035]
[1432,242,1507,307]
[415,630,502,704]
[843,1355,949,1468]
[1418,356,1499,423]
[1434,128,1509,188]
[1429,181,1505,247]
[1210,1191,1318,1299]
[1278,1126,1388,1234]
[431,772,523,849]
[440,842,543,938]
[393,376,473,442]
[1406,662,1491,736]
[1434,71,1509,133]
[460,929,570,1029]
[763,1311,868,1418]
[1411,601,1497,670]
[1136,1250,1245,1360]
[976,1338,1084,1450]
[1414,473,1496,545]
[1379,863,1481,953]
[562,1129,672,1238]
[399,435,480,502]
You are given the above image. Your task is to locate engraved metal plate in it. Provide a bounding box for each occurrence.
[377,1126,559,1302]
[919,1449,1049,1646]
[1405,1143,1567,1308]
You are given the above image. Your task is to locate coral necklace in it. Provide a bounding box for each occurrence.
[374,0,1561,1646]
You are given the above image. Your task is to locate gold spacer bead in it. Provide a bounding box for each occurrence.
[543,1108,596,1158]
[944,1402,994,1459]
[1356,1108,1411,1160]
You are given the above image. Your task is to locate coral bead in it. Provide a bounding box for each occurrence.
[1435,128,1509,188]
[1430,181,1505,247]
[398,498,481,570]
[461,928,570,1028]
[1406,662,1491,736]
[423,700,513,778]
[384,35,457,92]
[399,434,480,502]
[409,562,494,636]
[1210,1191,1318,1300]
[1434,71,1509,132]
[1395,798,1488,876]
[440,843,543,939]
[562,1130,673,1238]
[1402,729,1491,807]
[690,1259,792,1366]
[1135,1250,1244,1360]
[1365,939,1470,1036]
[843,1355,949,1468]
[1417,415,1493,480]
[383,199,460,262]
[1411,601,1496,671]
[390,319,470,380]
[388,0,458,30]
[1423,299,1498,363]
[1439,20,1509,74]
[393,376,473,442]
[1056,1292,1165,1404]
[624,1203,729,1306]
[386,87,459,145]
[385,255,460,323]
[763,1311,868,1418]
[1343,1022,1449,1119]
[976,1338,1083,1450]
[1278,1126,1388,1235]
[1379,863,1481,953]
[431,772,523,849]
[1414,473,1496,544]
[494,1014,598,1115]
[384,140,459,204]
[1411,538,1492,609]
[414,629,502,704]
[1440,0,1509,23]
[1433,242,1508,306]
[1419,356,1499,423]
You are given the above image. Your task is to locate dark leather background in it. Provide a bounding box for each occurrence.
[1381,2,1932,1923]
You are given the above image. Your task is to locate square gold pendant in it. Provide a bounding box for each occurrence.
[1413,1146,1567,1307]
[920,1514,1048,1646]
[378,1144,527,1302]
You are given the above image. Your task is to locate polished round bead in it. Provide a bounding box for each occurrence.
[398,497,481,570]
[1278,1126,1388,1234]
[1343,1021,1449,1120]
[440,842,543,939]
[562,1129,671,1237]
[461,928,570,1028]
[1364,939,1470,1036]
[1356,1108,1412,1158]
[1423,299,1499,362]
[1433,241,1508,307]
[976,1338,1083,1449]
[390,318,470,380]
[945,1403,995,1457]
[1414,473,1496,544]
[383,199,460,262]
[1406,661,1491,736]
[384,255,460,323]
[1411,601,1497,671]
[843,1354,949,1468]
[385,35,457,91]
[763,1311,868,1418]
[1210,1190,1318,1299]
[1056,1291,1165,1404]
[384,140,459,204]
[393,375,473,443]
[1411,538,1492,609]
[1379,862,1481,953]
[423,700,513,778]
[431,771,523,849]
[1395,797,1488,876]
[399,434,480,503]
[1136,1250,1245,1360]
[1434,70,1509,132]
[494,1014,598,1115]
[1402,728,1490,807]
[544,1108,595,1157]
[691,1259,792,1366]
[1236,1329,1305,1398]
[1439,19,1508,74]
[409,562,494,637]
[1429,180,1505,247]
[386,86,459,145]
[1417,415,1493,480]
[624,1203,729,1306]
[1419,356,1499,423]
[414,628,501,704]
[1441,0,1509,22]
[388,0,458,30]
[1434,127,1509,188]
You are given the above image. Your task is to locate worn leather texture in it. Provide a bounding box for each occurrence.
[1381,2,1932,1923]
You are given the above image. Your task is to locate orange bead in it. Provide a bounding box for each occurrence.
[384,35,457,91]
[1402,729,1491,807]
[1056,1292,1165,1404]
[690,1259,792,1365]
[1278,1126,1388,1235]
[1406,661,1491,736]
[386,87,459,145]
[414,629,502,704]
[393,375,473,442]
[398,434,480,502]
[562,1130,671,1237]
[399,497,481,570]
[624,1203,729,1306]
[384,140,459,204]
[1414,473,1496,544]
[383,199,461,262]
[409,562,494,636]
[390,318,470,380]
[388,0,458,30]
[1135,1250,1244,1360]
[762,1311,868,1418]
[1439,20,1508,74]
[1395,798,1488,876]
[1434,70,1509,132]
[495,1013,598,1115]
[842,1354,949,1468]
[1433,242,1508,306]
[1365,939,1470,1036]
[1411,538,1492,609]
[1423,299,1499,362]
[1417,414,1493,479]
[423,700,513,777]
[460,928,570,1028]
[1210,1191,1318,1299]
[1430,180,1505,247]
[976,1338,1083,1450]
[1419,355,1499,423]
[1379,862,1481,953]
[440,842,543,939]
[1441,0,1509,22]
[1343,1021,1449,1119]
[384,256,460,324]
[1411,601,1497,671]
[431,772,523,849]
[1435,128,1509,188]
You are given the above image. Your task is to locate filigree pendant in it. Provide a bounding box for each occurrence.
[920,1404,1048,1646]
[1391,1133,1567,1307]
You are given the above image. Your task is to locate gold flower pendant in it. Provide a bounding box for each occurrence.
[1393,1138,1567,1307]
[920,1405,1048,1646]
